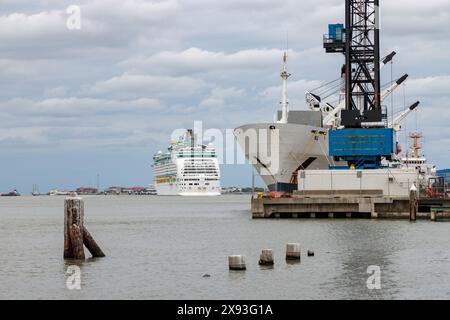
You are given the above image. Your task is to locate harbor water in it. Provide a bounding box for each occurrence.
[0,195,449,300]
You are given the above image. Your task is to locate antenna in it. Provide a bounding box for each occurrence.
[286,30,289,55]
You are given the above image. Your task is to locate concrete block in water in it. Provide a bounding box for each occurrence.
[229,255,246,270]
[259,249,274,266]
[286,243,301,260]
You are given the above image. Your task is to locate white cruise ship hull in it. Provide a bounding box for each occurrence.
[156,182,221,196]
[155,183,179,196]
[234,122,341,192]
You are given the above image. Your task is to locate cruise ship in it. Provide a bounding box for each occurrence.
[152,129,221,196]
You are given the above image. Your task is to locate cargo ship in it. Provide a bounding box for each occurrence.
[234,22,416,193]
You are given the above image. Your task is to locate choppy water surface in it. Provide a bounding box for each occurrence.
[0,195,449,300]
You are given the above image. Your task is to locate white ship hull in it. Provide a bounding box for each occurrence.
[235,122,342,192]
[155,182,221,196]
[155,183,179,196]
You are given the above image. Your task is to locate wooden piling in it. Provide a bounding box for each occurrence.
[82,226,106,257]
[64,194,105,260]
[69,224,85,260]
[409,185,418,222]
[64,194,84,259]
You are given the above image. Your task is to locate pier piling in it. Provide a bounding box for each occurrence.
[82,226,106,257]
[259,249,274,266]
[64,193,105,260]
[286,243,301,261]
[430,211,436,221]
[409,185,418,222]
[228,255,246,270]
[69,224,85,260]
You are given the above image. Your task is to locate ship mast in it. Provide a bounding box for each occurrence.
[409,132,422,159]
[278,52,291,124]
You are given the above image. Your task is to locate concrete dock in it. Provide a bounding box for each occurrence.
[251,190,450,220]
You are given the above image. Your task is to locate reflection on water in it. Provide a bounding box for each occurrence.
[0,195,449,299]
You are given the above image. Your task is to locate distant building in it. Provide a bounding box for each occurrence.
[104,186,123,195]
[76,187,98,195]
[104,186,151,195]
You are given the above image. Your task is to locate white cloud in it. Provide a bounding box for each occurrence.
[198,87,246,109]
[121,48,290,74]
[407,76,450,96]
[0,97,166,119]
[84,73,210,99]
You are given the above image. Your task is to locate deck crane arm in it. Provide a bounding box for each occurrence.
[389,101,420,131]
[322,73,408,127]
[381,51,396,68]
[381,74,408,101]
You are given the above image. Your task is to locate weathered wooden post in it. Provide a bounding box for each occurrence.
[64,194,84,259]
[64,193,105,260]
[82,226,105,257]
[228,255,246,270]
[69,224,85,260]
[286,243,301,261]
[259,249,274,266]
[409,184,418,222]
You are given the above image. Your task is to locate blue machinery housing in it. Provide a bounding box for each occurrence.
[328,24,344,41]
[329,128,394,169]
[324,24,345,53]
[437,169,450,187]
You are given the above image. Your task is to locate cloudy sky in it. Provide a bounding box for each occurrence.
[1,0,449,193]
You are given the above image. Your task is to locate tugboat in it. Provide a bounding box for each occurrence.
[1,189,20,196]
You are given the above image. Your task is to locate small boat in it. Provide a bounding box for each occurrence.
[1,189,20,197]
[48,189,70,196]
[31,184,42,196]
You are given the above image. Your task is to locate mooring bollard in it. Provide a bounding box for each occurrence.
[259,249,274,266]
[430,210,436,222]
[64,193,105,260]
[286,243,301,260]
[228,255,246,270]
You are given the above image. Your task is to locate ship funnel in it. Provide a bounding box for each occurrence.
[409,101,420,111]
[396,74,408,85]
